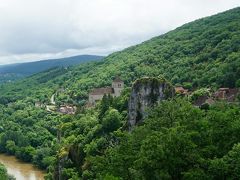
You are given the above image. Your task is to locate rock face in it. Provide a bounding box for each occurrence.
[128,77,175,130]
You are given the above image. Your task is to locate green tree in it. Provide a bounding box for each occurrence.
[0,163,8,180]
[102,108,122,133]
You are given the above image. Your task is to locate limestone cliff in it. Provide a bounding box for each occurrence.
[128,77,174,130]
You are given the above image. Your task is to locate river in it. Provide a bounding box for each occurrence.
[0,154,45,180]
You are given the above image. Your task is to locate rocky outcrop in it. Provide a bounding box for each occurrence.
[128,77,174,130]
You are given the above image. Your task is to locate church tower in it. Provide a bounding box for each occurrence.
[112,76,124,97]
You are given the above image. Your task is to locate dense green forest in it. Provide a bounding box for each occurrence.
[0,7,239,180]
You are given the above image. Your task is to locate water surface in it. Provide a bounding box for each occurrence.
[0,154,45,180]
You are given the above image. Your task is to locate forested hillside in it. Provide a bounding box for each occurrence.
[1,7,239,103]
[65,6,240,95]
[0,7,239,180]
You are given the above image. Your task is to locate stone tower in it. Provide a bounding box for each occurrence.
[112,76,124,97]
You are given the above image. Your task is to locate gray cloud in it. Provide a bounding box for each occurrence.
[0,0,239,65]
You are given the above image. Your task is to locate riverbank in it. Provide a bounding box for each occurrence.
[0,163,15,179]
[0,154,45,180]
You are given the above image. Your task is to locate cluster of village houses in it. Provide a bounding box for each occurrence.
[58,76,125,114]
[35,77,125,115]
[175,86,240,107]
[36,76,239,115]
[35,101,77,115]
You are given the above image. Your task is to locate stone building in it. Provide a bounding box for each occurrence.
[193,95,215,108]
[59,105,77,115]
[35,101,45,108]
[213,88,239,102]
[175,86,189,95]
[88,77,124,105]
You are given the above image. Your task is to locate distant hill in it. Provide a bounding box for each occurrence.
[0,55,104,83]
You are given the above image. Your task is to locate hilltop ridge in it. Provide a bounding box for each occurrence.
[0,55,104,83]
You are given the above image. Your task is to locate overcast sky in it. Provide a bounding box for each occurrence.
[0,0,239,65]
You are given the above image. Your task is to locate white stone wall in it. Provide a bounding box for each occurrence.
[89,94,104,105]
[89,81,124,105]
[113,88,123,97]
[112,82,124,97]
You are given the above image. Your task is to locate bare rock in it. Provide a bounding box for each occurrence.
[128,77,174,130]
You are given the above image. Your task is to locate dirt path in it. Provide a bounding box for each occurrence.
[51,94,56,105]
[46,93,56,112]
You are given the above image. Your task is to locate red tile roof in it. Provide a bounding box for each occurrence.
[175,87,188,94]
